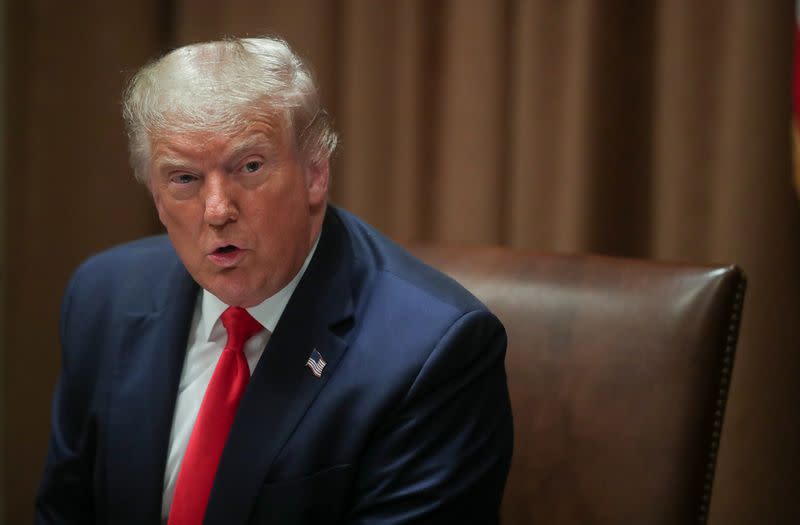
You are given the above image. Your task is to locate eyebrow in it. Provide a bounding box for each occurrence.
[225,132,276,163]
[152,155,193,175]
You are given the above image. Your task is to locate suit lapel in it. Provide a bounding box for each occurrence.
[204,208,355,525]
[106,257,198,525]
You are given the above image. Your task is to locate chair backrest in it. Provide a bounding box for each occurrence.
[408,244,746,525]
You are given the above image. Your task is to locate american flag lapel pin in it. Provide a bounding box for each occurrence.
[306,348,327,378]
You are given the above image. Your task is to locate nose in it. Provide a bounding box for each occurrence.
[203,173,238,226]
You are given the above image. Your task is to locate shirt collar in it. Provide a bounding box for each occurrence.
[198,235,320,341]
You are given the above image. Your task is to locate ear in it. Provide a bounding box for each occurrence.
[306,159,330,207]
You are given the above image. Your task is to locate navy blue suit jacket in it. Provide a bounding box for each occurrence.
[36,206,513,524]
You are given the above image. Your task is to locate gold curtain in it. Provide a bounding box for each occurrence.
[4,1,799,523]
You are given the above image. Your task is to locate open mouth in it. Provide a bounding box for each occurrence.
[208,245,244,266]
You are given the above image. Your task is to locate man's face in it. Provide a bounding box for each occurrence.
[148,115,328,307]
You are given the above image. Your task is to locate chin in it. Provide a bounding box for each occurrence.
[216,278,281,307]
[216,287,253,307]
[198,275,248,306]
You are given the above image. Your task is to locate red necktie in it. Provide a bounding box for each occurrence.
[168,306,263,525]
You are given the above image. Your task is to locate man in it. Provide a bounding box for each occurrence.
[36,37,513,524]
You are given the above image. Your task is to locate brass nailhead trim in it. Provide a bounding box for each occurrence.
[697,276,745,524]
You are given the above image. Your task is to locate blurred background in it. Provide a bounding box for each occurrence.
[2,0,799,523]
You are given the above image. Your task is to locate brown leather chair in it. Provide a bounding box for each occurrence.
[408,245,746,525]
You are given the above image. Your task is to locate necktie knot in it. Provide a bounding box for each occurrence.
[220,306,263,349]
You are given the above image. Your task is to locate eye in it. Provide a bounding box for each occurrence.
[170,173,198,185]
[243,160,263,174]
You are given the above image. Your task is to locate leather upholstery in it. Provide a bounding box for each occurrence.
[408,244,746,525]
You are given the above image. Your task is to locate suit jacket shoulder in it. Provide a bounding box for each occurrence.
[65,235,182,314]
[332,206,488,314]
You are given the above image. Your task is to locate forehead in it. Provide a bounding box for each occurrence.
[150,112,289,164]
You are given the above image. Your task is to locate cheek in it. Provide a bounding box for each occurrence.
[151,189,166,224]
[261,174,310,223]
[155,200,169,226]
[157,203,180,229]
[157,200,203,245]
[250,195,310,251]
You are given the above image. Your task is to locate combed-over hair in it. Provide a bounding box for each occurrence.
[122,37,337,183]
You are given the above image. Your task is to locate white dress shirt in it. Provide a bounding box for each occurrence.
[161,240,318,520]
